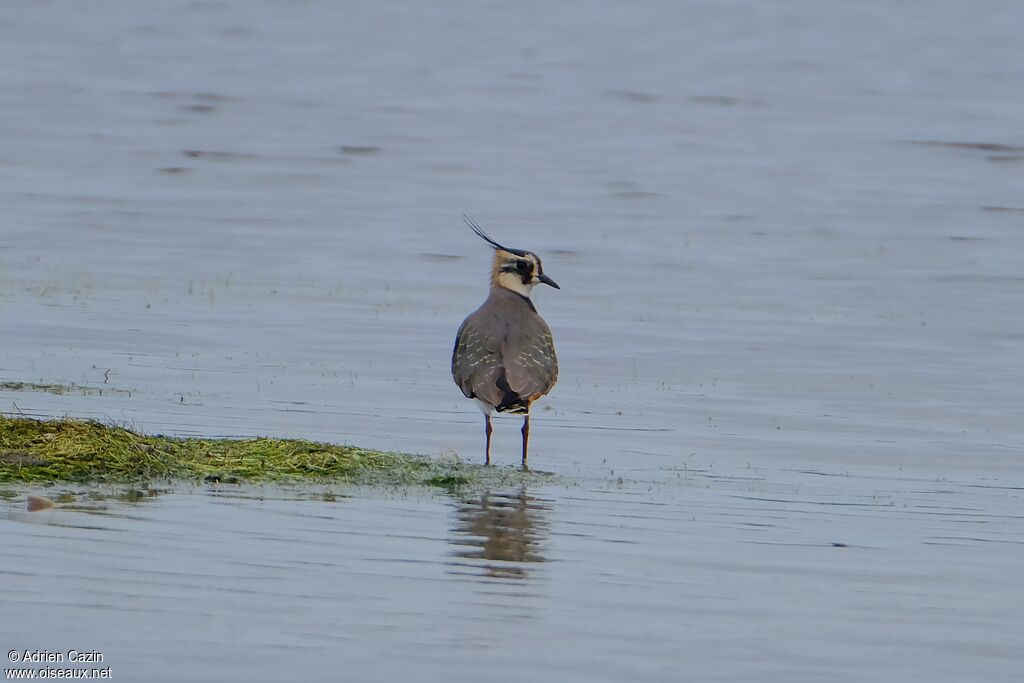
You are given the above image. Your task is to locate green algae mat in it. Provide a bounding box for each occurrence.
[0,415,494,487]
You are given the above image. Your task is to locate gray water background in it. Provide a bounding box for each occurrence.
[2,1,1023,681]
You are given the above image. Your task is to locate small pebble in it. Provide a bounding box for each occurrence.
[26,495,55,512]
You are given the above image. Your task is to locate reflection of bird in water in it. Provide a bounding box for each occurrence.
[449,488,551,580]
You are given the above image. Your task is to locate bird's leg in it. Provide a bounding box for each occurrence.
[521,413,530,468]
[484,414,493,466]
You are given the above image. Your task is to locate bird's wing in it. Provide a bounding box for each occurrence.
[451,314,506,406]
[503,317,558,402]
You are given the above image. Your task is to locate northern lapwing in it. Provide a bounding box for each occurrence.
[451,216,559,466]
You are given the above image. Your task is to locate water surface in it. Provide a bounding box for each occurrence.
[2,0,1022,680]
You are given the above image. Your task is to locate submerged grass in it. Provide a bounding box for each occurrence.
[0,415,504,489]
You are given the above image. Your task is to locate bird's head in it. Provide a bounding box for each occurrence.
[464,215,560,298]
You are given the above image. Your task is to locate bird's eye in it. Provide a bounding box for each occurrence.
[515,261,529,272]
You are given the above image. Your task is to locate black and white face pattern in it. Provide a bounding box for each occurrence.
[493,249,559,297]
[464,216,560,297]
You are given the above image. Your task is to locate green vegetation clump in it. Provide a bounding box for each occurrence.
[0,415,479,487]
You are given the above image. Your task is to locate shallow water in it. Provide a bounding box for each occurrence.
[2,0,1023,680]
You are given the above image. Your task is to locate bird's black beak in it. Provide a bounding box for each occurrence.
[538,274,560,289]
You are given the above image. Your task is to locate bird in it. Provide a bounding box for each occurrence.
[451,216,560,467]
